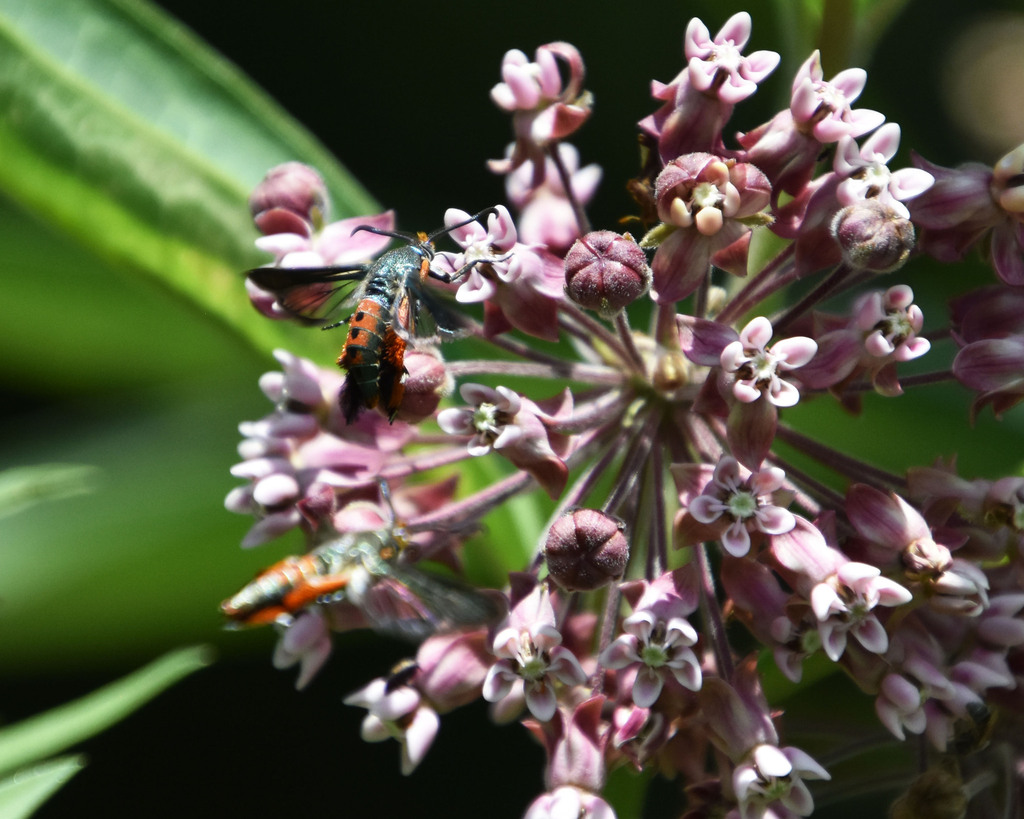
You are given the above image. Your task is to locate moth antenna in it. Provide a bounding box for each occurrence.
[350,224,421,242]
[425,206,499,243]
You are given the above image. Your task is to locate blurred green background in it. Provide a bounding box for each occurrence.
[1,0,1022,815]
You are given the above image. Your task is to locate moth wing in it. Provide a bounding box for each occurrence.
[357,574,440,641]
[356,565,501,641]
[247,265,367,325]
[399,282,471,342]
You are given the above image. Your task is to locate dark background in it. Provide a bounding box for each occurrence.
[2,0,1020,816]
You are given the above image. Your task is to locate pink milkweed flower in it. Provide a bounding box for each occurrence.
[738,50,885,198]
[524,787,615,819]
[845,485,990,615]
[271,608,332,689]
[950,284,1024,346]
[640,12,780,160]
[834,124,934,219]
[648,154,772,304]
[685,13,779,104]
[225,351,410,547]
[785,126,931,277]
[436,205,565,341]
[910,142,1024,286]
[437,205,518,299]
[795,285,928,400]
[714,314,816,468]
[506,143,602,253]
[438,383,574,498]
[732,742,831,819]
[848,284,931,397]
[253,211,395,270]
[483,575,587,721]
[874,659,958,742]
[855,285,929,361]
[684,456,796,557]
[720,317,818,408]
[226,424,386,547]
[437,383,526,456]
[810,562,912,661]
[489,42,592,183]
[601,568,703,707]
[789,52,884,143]
[257,348,337,412]
[343,672,440,775]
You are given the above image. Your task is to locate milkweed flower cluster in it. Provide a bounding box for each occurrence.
[224,10,1024,817]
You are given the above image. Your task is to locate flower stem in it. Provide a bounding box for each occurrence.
[695,541,734,680]
[614,310,648,372]
[407,470,534,532]
[548,143,592,236]
[717,243,796,325]
[775,423,907,490]
[447,359,623,385]
[558,302,638,371]
[772,263,874,336]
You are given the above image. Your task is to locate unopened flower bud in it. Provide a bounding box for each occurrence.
[544,509,629,591]
[392,349,452,424]
[564,231,651,317]
[831,200,916,273]
[249,162,329,237]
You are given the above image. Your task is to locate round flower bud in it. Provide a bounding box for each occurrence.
[831,200,916,273]
[392,349,452,424]
[249,162,329,237]
[564,231,651,317]
[544,509,629,591]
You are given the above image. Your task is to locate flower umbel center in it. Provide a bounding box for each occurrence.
[759,773,791,802]
[727,490,759,520]
[692,181,724,211]
[517,634,548,681]
[640,643,669,668]
[473,402,503,436]
[879,313,913,344]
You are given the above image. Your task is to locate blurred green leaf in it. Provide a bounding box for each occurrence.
[0,463,100,522]
[0,193,263,393]
[766,0,912,70]
[0,385,279,670]
[0,645,211,777]
[0,756,85,819]
[604,765,652,819]
[0,0,376,361]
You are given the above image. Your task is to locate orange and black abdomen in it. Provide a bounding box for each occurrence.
[337,245,426,422]
[221,551,341,627]
[339,297,398,421]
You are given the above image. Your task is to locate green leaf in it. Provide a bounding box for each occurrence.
[0,645,212,778]
[0,756,85,819]
[0,386,272,670]
[604,765,652,819]
[0,463,101,521]
[0,0,376,360]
